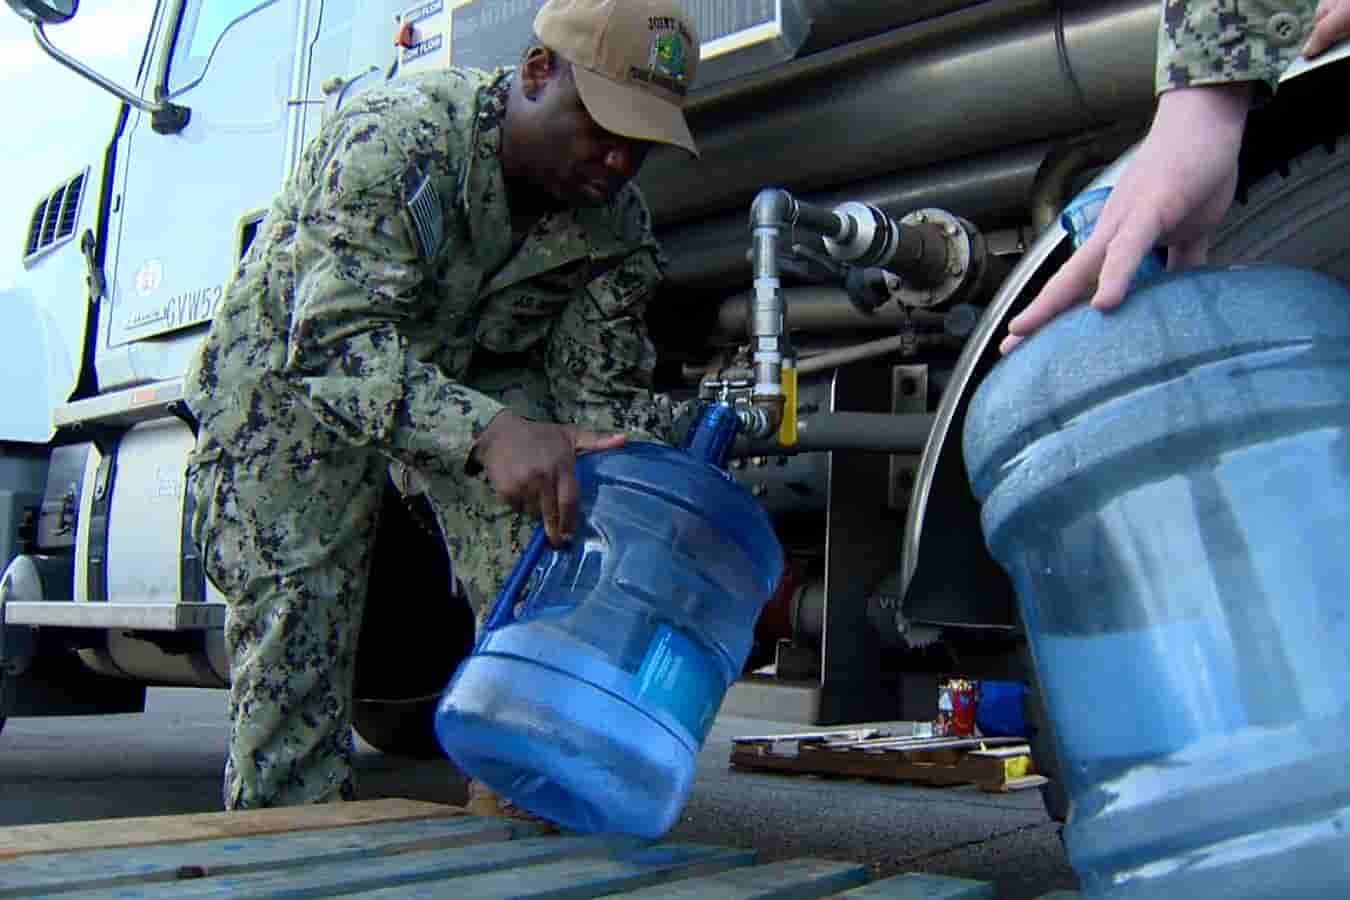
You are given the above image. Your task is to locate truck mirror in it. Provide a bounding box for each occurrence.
[4,0,78,25]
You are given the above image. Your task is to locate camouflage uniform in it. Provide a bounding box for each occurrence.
[183,67,678,810]
[1157,0,1317,93]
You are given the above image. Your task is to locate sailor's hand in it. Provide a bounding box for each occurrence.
[1001,84,1249,354]
[1304,0,1350,57]
[473,411,626,545]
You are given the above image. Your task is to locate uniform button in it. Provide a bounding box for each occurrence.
[1267,12,1303,46]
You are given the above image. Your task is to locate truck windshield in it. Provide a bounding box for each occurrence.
[166,0,274,96]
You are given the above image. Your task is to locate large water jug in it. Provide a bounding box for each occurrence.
[964,263,1350,898]
[435,403,784,838]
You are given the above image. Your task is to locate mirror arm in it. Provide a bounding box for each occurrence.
[33,21,190,134]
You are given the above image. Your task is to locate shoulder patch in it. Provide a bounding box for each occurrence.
[405,171,444,260]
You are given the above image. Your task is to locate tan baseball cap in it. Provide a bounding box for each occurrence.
[534,0,700,158]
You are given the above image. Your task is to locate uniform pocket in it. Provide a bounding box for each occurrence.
[184,454,243,598]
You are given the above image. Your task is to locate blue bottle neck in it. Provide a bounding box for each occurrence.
[681,403,741,468]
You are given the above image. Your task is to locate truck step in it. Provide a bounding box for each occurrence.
[0,798,1079,899]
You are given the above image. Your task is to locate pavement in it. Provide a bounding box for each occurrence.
[0,687,1079,899]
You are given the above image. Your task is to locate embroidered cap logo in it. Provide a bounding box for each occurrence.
[649,33,686,85]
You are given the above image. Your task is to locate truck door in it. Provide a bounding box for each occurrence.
[99,0,317,390]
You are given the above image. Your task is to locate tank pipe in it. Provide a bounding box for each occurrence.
[748,188,955,436]
[746,189,794,439]
[717,286,947,338]
[733,412,937,457]
[796,333,962,376]
[660,143,1045,293]
[1027,127,1143,233]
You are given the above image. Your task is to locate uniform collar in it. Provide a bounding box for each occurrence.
[458,69,514,266]
[457,68,635,293]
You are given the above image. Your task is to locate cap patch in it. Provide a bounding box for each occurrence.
[630,17,693,96]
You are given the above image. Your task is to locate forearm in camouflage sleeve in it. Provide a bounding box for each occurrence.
[286,109,504,474]
[1157,0,1317,94]
[545,246,682,445]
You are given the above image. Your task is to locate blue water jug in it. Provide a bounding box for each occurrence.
[435,403,784,838]
[964,264,1350,898]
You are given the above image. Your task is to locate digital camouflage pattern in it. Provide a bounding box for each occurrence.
[1158,0,1317,93]
[183,66,678,809]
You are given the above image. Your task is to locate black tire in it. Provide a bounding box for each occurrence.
[1213,132,1350,280]
[352,695,445,759]
[351,480,476,760]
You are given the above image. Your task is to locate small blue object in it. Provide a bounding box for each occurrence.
[436,403,783,839]
[1059,185,1166,284]
[975,680,1028,738]
[965,264,1350,897]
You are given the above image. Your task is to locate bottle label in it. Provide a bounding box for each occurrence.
[635,625,723,744]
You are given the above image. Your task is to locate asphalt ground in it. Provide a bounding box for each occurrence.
[0,687,1079,898]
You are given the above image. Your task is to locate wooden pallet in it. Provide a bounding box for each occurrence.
[0,797,1082,899]
[730,731,1050,794]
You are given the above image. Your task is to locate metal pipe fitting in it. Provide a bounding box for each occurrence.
[747,189,796,438]
[733,411,937,457]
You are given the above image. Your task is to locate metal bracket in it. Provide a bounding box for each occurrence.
[889,365,929,511]
[150,102,192,135]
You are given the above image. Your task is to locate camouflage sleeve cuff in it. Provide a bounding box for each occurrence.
[1156,0,1315,96]
[393,357,506,475]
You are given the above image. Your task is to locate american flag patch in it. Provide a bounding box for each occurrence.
[405,174,443,260]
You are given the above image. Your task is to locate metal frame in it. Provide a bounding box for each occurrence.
[5,600,224,630]
[725,360,906,725]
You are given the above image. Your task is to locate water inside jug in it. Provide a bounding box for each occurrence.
[965,259,1350,898]
[435,403,784,838]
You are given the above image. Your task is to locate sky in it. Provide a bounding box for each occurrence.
[0,2,157,290]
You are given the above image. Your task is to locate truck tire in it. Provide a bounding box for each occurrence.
[1212,132,1350,281]
[352,694,445,759]
[351,481,475,760]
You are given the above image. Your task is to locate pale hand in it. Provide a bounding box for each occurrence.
[1305,0,1350,57]
[1000,84,1251,354]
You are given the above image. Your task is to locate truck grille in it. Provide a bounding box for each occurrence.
[24,170,87,261]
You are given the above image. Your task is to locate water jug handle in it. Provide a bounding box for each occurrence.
[480,526,550,634]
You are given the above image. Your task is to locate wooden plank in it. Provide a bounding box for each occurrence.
[1,816,537,898]
[31,835,625,900]
[830,737,1024,752]
[966,745,1033,759]
[606,858,870,899]
[731,745,1013,789]
[832,872,998,898]
[980,775,1050,795]
[732,730,882,745]
[0,798,458,862]
[344,843,759,899]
